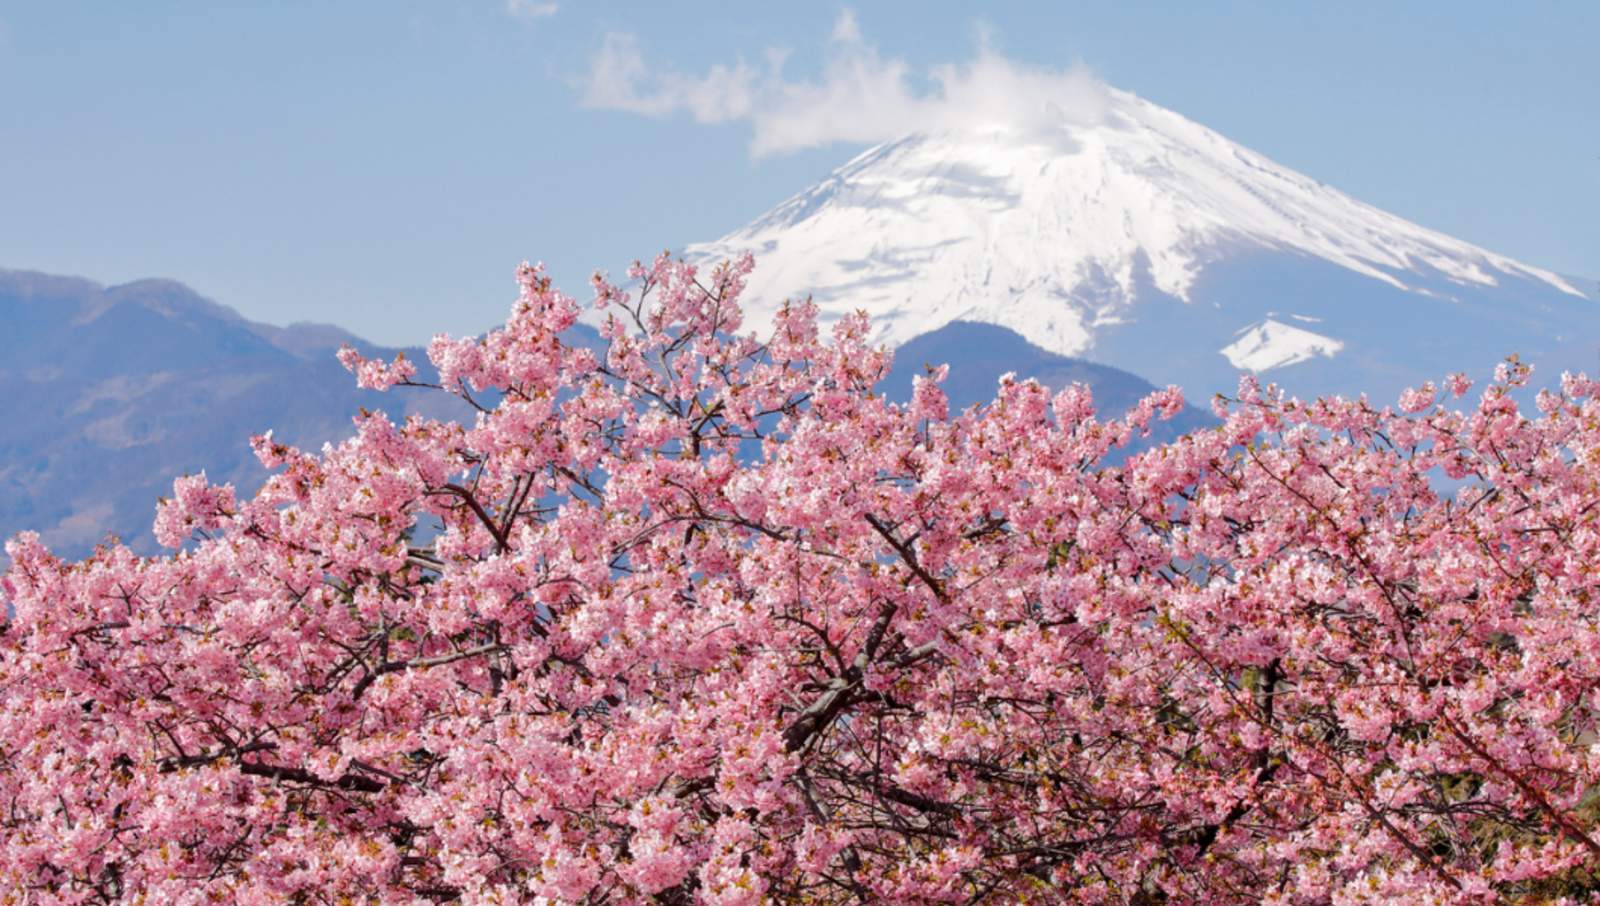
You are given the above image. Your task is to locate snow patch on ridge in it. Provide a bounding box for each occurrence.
[1221,319,1345,374]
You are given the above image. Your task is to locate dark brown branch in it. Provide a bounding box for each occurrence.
[784,600,900,753]
[157,741,278,773]
[1442,715,1600,863]
[238,760,386,793]
[864,513,949,604]
[867,778,962,818]
[882,639,942,671]
[784,674,863,754]
[434,483,510,552]
[350,643,508,701]
[672,776,715,799]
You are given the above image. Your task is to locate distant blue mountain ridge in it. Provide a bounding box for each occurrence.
[0,269,467,558]
[0,268,1201,560]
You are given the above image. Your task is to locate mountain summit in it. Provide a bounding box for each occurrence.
[688,87,1597,402]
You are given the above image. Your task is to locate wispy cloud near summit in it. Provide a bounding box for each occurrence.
[582,33,761,124]
[506,1,557,22]
[578,11,1109,158]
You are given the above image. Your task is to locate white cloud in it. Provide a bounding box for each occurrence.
[577,10,1110,158]
[831,9,862,44]
[507,0,557,21]
[581,33,758,123]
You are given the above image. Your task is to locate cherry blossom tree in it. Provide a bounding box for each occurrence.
[4,253,1600,905]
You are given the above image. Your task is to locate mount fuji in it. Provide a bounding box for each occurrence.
[685,87,1599,405]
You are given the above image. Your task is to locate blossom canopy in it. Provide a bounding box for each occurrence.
[4,253,1600,905]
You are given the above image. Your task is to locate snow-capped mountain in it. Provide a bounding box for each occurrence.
[685,86,1598,403]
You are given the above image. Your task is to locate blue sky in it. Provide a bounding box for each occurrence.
[0,1,1594,347]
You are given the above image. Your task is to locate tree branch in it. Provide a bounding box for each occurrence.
[350,643,508,701]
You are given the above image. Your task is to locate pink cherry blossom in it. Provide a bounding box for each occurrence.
[4,253,1600,904]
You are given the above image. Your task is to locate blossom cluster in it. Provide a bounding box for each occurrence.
[4,253,1600,905]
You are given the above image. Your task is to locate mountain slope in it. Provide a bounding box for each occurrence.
[880,321,1216,445]
[0,269,467,558]
[685,87,1598,403]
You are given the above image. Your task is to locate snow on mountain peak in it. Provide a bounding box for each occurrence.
[1222,318,1345,374]
[676,86,1595,402]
